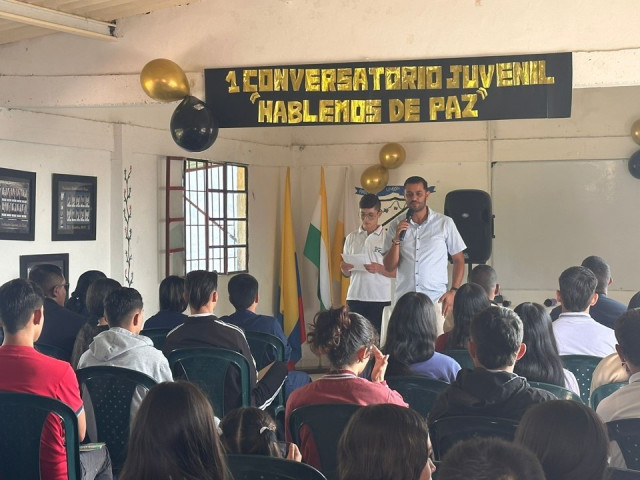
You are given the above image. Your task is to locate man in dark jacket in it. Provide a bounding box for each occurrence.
[429,306,555,425]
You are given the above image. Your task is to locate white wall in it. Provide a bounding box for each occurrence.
[0,109,113,289]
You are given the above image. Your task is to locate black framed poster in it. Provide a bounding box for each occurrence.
[0,167,36,241]
[52,174,97,241]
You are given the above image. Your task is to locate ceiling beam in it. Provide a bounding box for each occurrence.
[0,0,116,41]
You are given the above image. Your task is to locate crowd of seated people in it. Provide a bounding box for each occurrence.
[1,255,639,480]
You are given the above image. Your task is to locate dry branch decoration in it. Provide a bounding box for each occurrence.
[123,166,133,287]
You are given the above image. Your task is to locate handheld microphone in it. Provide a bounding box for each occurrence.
[399,209,412,242]
[544,298,558,307]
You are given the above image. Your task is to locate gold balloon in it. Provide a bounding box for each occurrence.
[631,119,640,145]
[140,58,190,102]
[360,165,389,194]
[379,143,406,169]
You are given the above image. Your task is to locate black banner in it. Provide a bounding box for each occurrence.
[204,52,572,128]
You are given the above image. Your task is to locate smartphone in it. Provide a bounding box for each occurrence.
[276,441,290,458]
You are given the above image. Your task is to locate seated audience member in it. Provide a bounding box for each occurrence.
[596,308,640,469]
[70,278,121,369]
[469,264,500,303]
[551,256,626,329]
[338,404,436,480]
[78,287,173,417]
[629,291,640,309]
[285,307,407,470]
[515,400,609,480]
[163,270,288,411]
[552,266,617,356]
[144,275,188,329]
[591,352,630,392]
[428,306,555,425]
[220,407,302,461]
[435,283,490,353]
[28,264,87,361]
[438,437,545,480]
[119,381,226,480]
[0,279,112,480]
[218,273,311,398]
[513,302,580,395]
[66,270,107,318]
[384,292,460,382]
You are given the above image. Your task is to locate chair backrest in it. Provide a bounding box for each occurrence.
[528,381,583,403]
[590,382,627,410]
[606,419,640,471]
[244,331,285,369]
[167,347,250,417]
[607,467,640,480]
[561,355,603,403]
[0,391,81,480]
[139,327,172,351]
[385,375,449,419]
[226,454,327,480]
[34,342,69,361]
[430,415,519,460]
[76,365,157,474]
[443,349,475,370]
[288,403,362,480]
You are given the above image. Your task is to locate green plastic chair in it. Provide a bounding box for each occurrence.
[288,403,362,480]
[226,454,327,480]
[590,382,627,410]
[245,331,285,369]
[34,342,69,361]
[385,375,449,419]
[430,416,519,460]
[0,391,81,480]
[607,467,640,479]
[140,327,172,351]
[168,347,250,417]
[244,331,286,417]
[606,419,640,471]
[443,349,475,370]
[76,365,157,474]
[560,355,603,403]
[528,381,583,403]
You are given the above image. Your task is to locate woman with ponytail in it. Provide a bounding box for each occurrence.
[220,407,302,461]
[284,306,407,470]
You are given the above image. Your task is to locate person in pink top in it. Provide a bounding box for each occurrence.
[285,306,407,470]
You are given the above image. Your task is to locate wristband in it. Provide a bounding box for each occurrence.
[450,286,458,292]
[392,240,401,245]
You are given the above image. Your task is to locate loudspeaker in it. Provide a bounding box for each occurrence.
[444,189,493,264]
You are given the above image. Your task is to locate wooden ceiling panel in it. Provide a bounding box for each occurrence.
[0,0,190,44]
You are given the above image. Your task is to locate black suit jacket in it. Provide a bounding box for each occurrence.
[38,297,87,361]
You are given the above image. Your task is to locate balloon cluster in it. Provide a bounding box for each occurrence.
[360,143,406,193]
[140,59,218,152]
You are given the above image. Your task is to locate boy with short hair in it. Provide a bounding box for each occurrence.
[0,278,111,480]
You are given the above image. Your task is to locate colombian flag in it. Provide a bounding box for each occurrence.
[277,168,305,364]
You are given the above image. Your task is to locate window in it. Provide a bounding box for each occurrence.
[184,159,248,274]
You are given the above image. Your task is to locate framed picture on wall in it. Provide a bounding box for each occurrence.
[0,167,36,241]
[52,174,97,241]
[19,253,70,300]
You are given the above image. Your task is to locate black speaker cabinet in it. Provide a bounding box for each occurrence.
[444,189,493,264]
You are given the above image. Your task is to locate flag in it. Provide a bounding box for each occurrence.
[277,168,305,364]
[331,166,359,305]
[304,167,333,310]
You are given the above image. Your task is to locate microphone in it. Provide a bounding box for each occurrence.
[399,209,412,242]
[544,298,558,307]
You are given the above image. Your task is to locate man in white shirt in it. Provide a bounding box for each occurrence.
[383,176,466,334]
[596,308,640,469]
[552,266,617,357]
[340,193,395,333]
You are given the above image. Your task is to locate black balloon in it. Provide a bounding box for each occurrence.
[630,150,640,180]
[170,96,218,152]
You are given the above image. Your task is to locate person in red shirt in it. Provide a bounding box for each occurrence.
[0,278,111,480]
